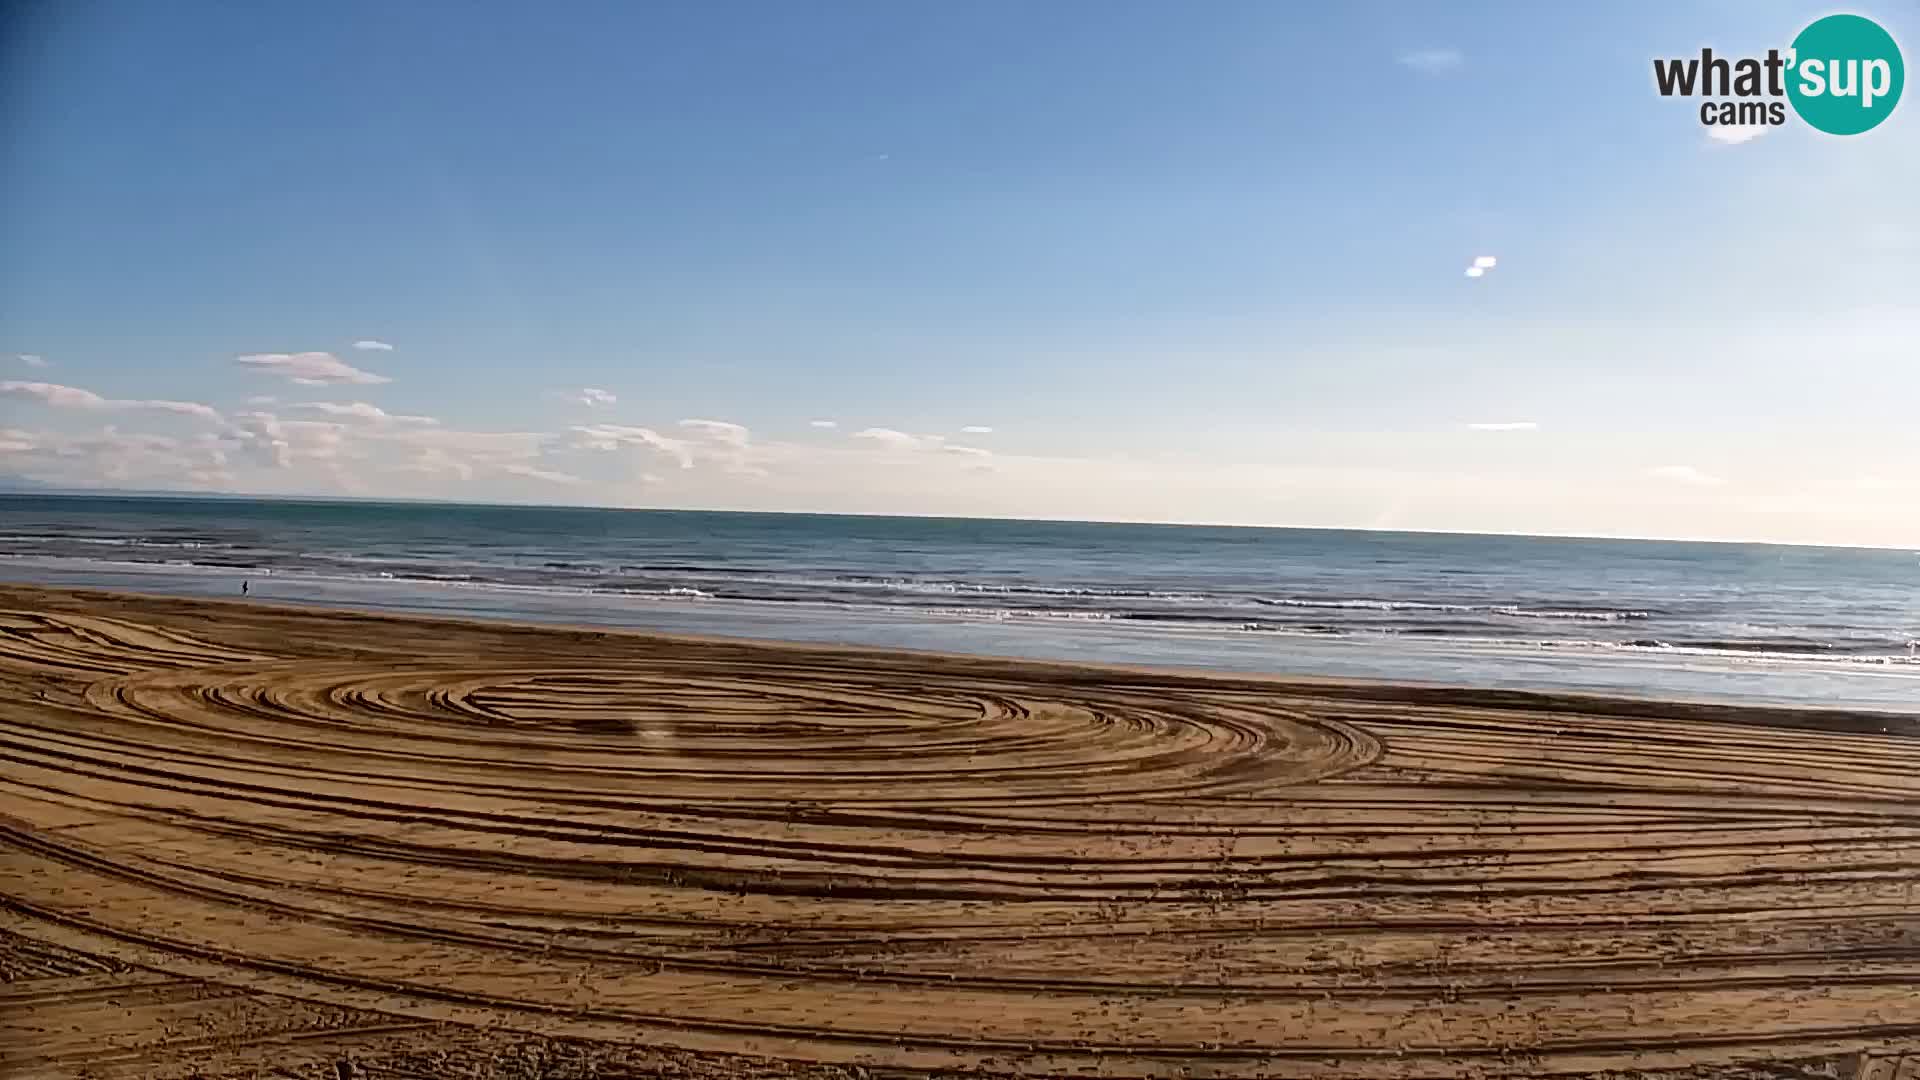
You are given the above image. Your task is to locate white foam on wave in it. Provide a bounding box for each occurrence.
[1254,597,1650,621]
[741,574,1212,602]
[914,605,1117,622]
[1490,606,1652,622]
[0,535,217,550]
[1235,624,1920,667]
[10,553,1911,671]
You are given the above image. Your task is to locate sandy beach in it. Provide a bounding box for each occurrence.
[2,583,1918,1079]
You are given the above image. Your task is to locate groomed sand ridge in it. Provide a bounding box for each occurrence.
[1,585,1918,1079]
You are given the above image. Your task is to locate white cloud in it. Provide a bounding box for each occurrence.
[1466,421,1538,431]
[236,352,391,386]
[298,401,438,426]
[545,419,758,481]
[564,424,694,468]
[679,418,750,447]
[10,393,1917,545]
[385,426,543,458]
[5,391,611,498]
[17,354,48,368]
[960,425,994,434]
[390,448,475,481]
[1,380,222,423]
[216,409,552,487]
[500,463,583,485]
[1706,125,1768,146]
[229,411,352,470]
[851,427,944,451]
[1472,256,1498,270]
[1,426,237,489]
[553,387,617,407]
[229,412,294,469]
[372,426,545,484]
[1397,48,1463,74]
[188,469,237,487]
[139,400,223,421]
[1465,266,1486,278]
[1648,464,1725,487]
[810,419,838,429]
[1,380,103,409]
[676,419,760,476]
[352,339,395,351]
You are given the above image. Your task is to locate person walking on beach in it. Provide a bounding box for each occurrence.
[241,580,249,597]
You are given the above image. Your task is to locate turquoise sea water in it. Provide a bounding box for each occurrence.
[4,493,1918,711]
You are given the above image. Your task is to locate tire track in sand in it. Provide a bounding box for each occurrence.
[2,596,1918,1078]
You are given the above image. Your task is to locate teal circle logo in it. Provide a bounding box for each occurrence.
[1787,14,1904,135]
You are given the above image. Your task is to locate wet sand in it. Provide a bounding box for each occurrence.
[2,583,1918,1079]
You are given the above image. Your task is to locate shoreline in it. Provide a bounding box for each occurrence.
[4,583,1919,1077]
[9,555,1920,715]
[5,581,1914,730]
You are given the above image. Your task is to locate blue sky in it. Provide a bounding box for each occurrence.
[3,1,1916,544]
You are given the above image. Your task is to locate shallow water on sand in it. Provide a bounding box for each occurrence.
[5,494,1917,711]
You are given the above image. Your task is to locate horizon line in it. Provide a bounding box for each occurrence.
[1,486,1910,554]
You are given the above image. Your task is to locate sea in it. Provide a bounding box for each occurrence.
[3,493,1918,711]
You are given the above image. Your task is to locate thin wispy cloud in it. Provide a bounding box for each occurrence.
[565,424,695,469]
[810,419,838,429]
[352,339,395,351]
[1,381,100,409]
[852,427,942,451]
[849,428,997,472]
[1466,421,1538,431]
[501,463,583,485]
[1705,125,1768,146]
[552,387,617,407]
[236,352,391,386]
[1,380,222,423]
[1397,48,1463,74]
[391,448,474,481]
[299,401,439,426]
[679,418,750,447]
[17,354,48,368]
[1648,464,1725,487]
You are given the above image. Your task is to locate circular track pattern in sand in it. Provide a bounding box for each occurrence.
[82,658,1381,804]
[3,605,1920,1078]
